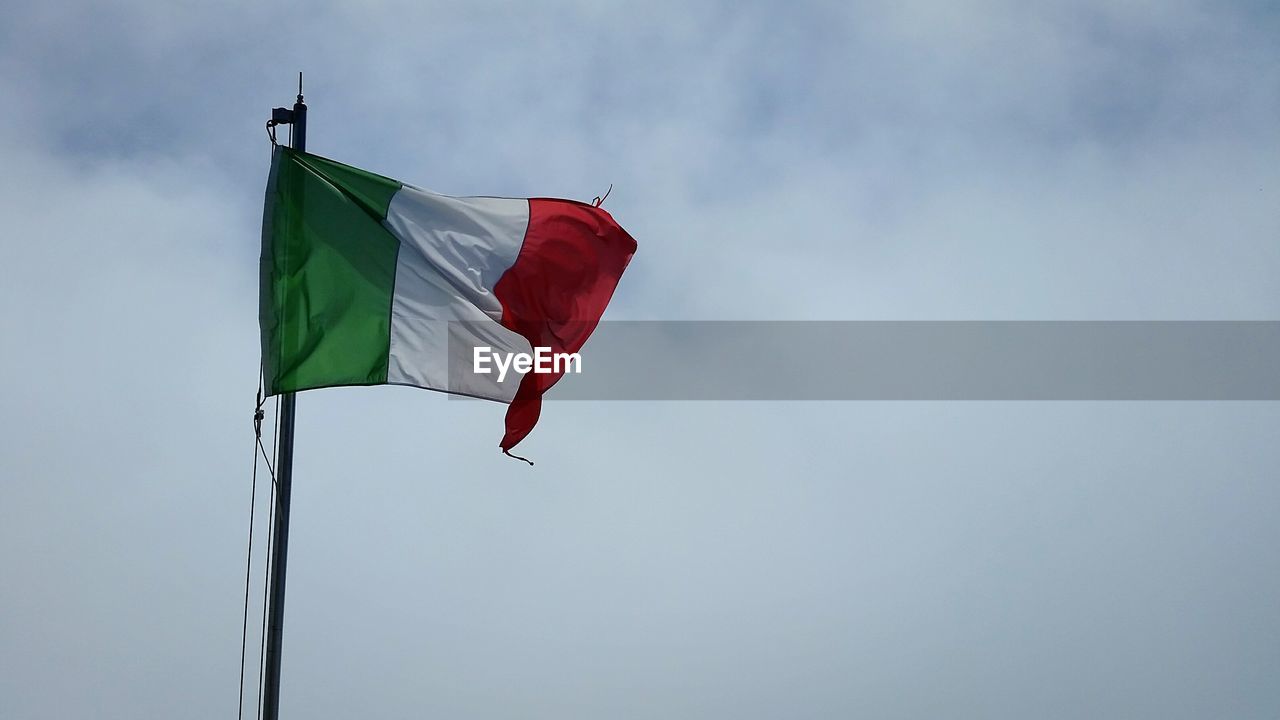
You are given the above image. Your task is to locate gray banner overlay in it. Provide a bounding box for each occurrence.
[449,321,1280,400]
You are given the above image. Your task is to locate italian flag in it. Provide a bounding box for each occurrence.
[259,147,637,454]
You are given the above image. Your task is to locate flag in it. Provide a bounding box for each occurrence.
[259,147,636,453]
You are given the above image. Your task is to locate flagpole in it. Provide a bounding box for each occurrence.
[262,73,305,720]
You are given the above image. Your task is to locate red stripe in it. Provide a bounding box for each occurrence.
[492,199,637,451]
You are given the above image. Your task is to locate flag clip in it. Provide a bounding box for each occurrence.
[266,107,296,145]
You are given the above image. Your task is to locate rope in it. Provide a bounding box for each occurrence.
[503,448,535,466]
[256,431,277,482]
[255,395,280,719]
[238,380,278,720]
[592,184,613,208]
[236,387,263,720]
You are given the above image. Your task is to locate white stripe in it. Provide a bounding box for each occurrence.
[383,186,530,401]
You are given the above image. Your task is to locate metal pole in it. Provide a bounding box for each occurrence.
[262,73,305,720]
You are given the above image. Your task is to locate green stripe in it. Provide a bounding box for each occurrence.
[260,147,403,395]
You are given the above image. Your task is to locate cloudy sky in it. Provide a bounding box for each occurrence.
[2,1,1279,718]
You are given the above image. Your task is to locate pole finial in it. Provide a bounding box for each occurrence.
[297,71,304,103]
